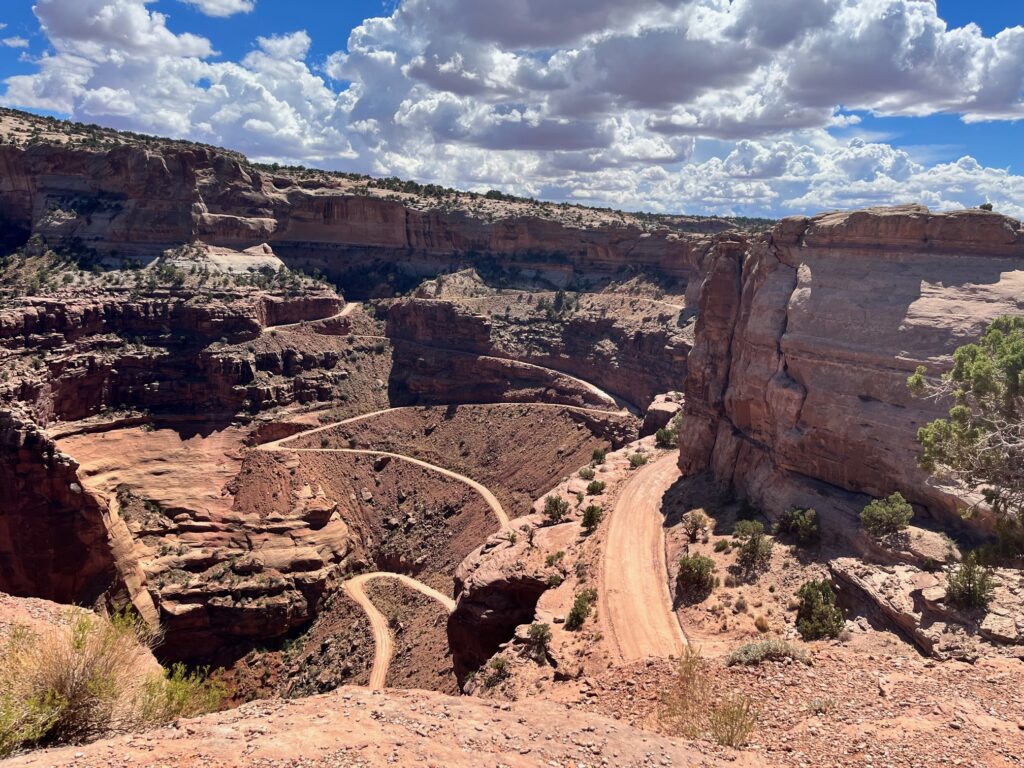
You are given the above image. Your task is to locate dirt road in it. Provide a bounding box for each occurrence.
[601,453,686,662]
[343,573,456,690]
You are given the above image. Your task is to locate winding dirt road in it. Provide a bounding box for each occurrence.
[255,378,673,686]
[601,453,686,662]
[256,413,513,688]
[259,435,511,530]
[343,573,456,689]
[267,301,356,331]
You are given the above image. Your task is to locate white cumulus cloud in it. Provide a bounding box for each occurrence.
[2,0,1023,218]
[178,0,255,18]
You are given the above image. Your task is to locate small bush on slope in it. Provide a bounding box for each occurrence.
[676,555,717,603]
[726,638,811,666]
[945,553,996,610]
[775,507,821,546]
[0,609,224,756]
[659,647,758,748]
[565,589,598,631]
[860,492,913,538]
[796,580,845,641]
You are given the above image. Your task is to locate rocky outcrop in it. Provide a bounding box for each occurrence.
[0,290,343,422]
[448,534,550,682]
[641,391,683,436]
[831,557,1024,659]
[679,206,1024,536]
[0,407,117,605]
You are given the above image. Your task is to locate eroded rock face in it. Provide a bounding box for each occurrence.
[386,297,692,410]
[831,557,1024,659]
[0,142,705,295]
[0,408,116,605]
[448,533,550,682]
[679,206,1024,535]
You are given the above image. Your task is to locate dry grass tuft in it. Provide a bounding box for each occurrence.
[659,646,759,748]
[0,609,224,757]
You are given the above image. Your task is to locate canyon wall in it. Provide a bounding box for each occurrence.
[385,298,691,410]
[679,205,1024,538]
[0,142,704,293]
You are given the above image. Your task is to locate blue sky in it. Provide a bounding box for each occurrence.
[0,1,1022,218]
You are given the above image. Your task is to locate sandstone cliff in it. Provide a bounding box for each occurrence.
[678,205,1024,540]
[0,138,706,298]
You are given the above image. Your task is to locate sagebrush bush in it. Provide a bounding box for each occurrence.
[0,609,224,757]
[775,507,820,546]
[629,452,649,469]
[659,646,758,748]
[860,492,913,538]
[676,555,717,603]
[796,580,845,640]
[945,553,996,609]
[592,448,606,464]
[726,638,811,667]
[586,480,606,495]
[578,467,595,481]
[708,694,758,748]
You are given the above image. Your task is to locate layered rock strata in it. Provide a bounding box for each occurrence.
[679,206,1024,537]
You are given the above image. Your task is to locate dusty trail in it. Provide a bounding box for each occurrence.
[266,301,355,331]
[343,573,456,690]
[259,440,510,530]
[257,413,511,688]
[600,453,686,662]
[254,363,658,685]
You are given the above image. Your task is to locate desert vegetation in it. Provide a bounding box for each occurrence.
[910,315,1024,561]
[659,647,758,748]
[0,610,223,757]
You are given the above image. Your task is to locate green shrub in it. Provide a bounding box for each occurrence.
[676,555,717,603]
[565,589,598,631]
[682,510,710,542]
[629,452,649,469]
[734,520,773,575]
[655,427,676,449]
[592,448,606,464]
[0,609,224,757]
[543,495,570,524]
[586,480,606,496]
[483,655,510,687]
[578,467,595,481]
[713,539,730,553]
[726,638,811,667]
[945,553,996,610]
[526,623,552,662]
[775,507,820,546]
[860,492,913,538]
[796,580,845,640]
[582,504,603,532]
[545,550,565,568]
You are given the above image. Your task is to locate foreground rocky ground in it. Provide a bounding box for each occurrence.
[4,686,753,768]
